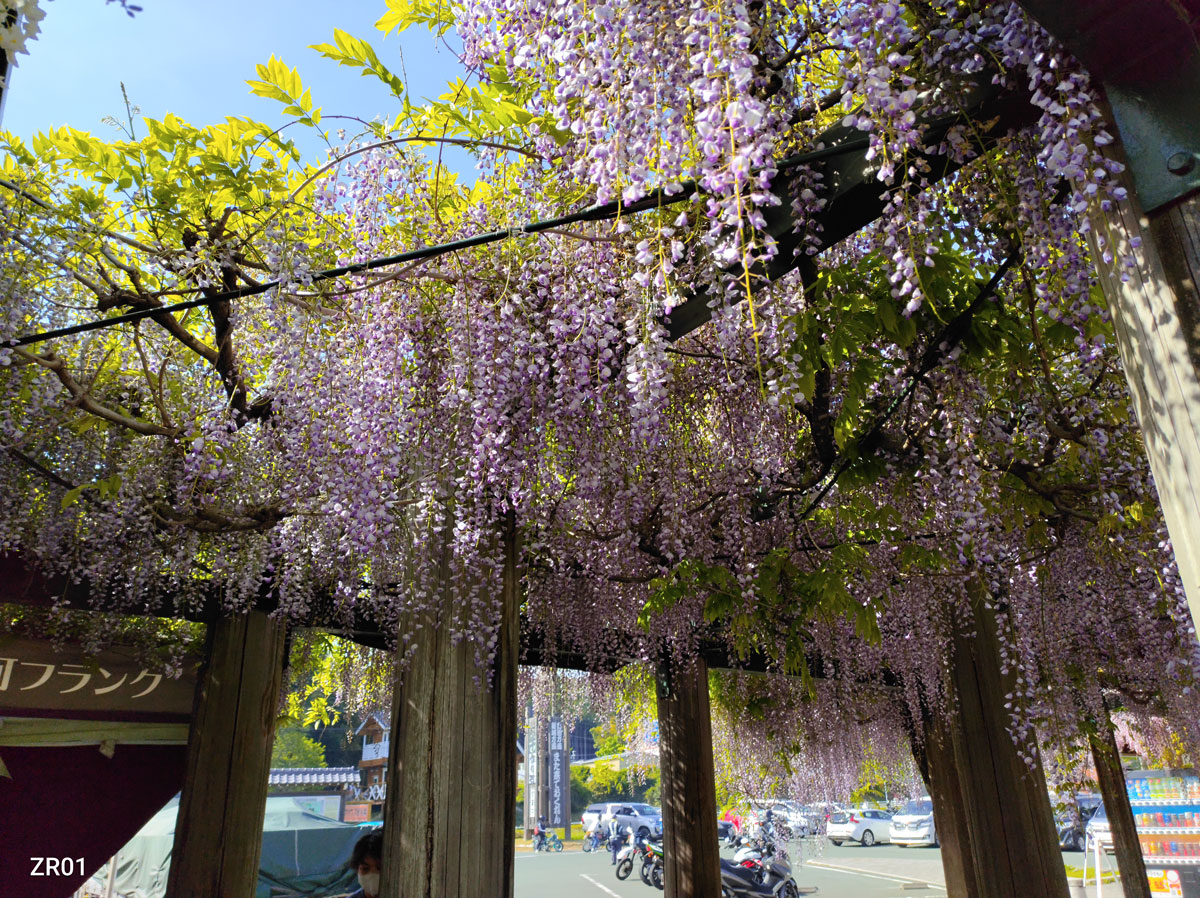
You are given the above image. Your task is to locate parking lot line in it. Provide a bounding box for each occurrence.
[806,860,947,890]
[580,873,624,897]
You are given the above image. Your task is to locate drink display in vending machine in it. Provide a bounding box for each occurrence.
[1127,769,1200,898]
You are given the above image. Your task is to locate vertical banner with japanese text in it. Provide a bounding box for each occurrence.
[524,715,539,833]
[548,715,570,829]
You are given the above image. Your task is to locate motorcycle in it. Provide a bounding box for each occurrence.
[614,833,639,880]
[638,838,665,888]
[582,830,604,852]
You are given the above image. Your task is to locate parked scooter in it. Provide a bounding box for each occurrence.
[720,857,800,898]
[738,853,799,897]
[732,836,783,867]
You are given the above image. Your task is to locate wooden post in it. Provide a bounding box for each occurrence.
[945,586,1070,898]
[1083,150,1200,625]
[166,610,287,898]
[380,518,519,898]
[909,701,980,898]
[656,655,721,898]
[1090,720,1152,898]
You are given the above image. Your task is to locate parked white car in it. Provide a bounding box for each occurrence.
[890,797,937,847]
[602,802,663,839]
[581,803,610,831]
[827,808,892,847]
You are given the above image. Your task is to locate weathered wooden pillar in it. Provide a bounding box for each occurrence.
[1013,0,1200,628]
[1090,719,1152,898]
[656,654,721,898]
[1082,166,1200,625]
[380,518,519,898]
[166,610,287,898]
[909,700,980,898]
[945,586,1070,898]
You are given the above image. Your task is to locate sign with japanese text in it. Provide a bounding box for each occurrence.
[0,636,198,719]
[524,715,539,829]
[344,802,371,823]
[548,716,570,828]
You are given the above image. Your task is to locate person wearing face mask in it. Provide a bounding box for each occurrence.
[347,829,383,898]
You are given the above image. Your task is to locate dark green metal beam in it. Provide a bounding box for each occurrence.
[1015,0,1200,213]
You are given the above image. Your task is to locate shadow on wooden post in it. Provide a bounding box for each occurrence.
[946,584,1070,898]
[380,516,519,898]
[656,654,721,898]
[167,610,287,898]
[908,697,980,898]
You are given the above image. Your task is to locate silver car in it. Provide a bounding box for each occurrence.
[602,802,663,839]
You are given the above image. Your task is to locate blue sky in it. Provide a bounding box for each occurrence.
[2,0,467,166]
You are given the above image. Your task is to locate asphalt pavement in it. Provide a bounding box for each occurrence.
[515,839,951,898]
[514,838,1127,898]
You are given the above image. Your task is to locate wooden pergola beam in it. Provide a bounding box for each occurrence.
[663,74,1037,340]
[0,554,831,677]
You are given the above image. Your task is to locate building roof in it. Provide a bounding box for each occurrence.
[268,766,361,788]
[353,712,391,735]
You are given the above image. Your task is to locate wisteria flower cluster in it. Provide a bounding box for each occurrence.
[0,0,1198,787]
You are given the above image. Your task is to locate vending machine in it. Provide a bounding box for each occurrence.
[1127,769,1200,898]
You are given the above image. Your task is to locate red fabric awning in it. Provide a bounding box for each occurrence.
[1,743,186,897]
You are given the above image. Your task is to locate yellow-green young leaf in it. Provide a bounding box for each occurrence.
[310,30,405,98]
[248,56,310,112]
[376,0,456,37]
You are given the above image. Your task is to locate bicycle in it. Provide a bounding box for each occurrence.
[536,831,564,852]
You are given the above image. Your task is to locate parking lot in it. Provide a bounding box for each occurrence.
[515,839,949,898]
[514,835,1133,898]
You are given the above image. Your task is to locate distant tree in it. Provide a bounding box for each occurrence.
[641,769,661,806]
[271,728,328,768]
[591,720,627,757]
[570,766,593,810]
[585,763,627,801]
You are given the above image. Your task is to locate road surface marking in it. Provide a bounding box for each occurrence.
[580,873,623,896]
[806,860,947,890]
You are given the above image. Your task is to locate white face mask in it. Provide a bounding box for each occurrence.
[358,871,381,896]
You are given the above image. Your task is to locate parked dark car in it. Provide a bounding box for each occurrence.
[717,817,735,841]
[1055,793,1101,851]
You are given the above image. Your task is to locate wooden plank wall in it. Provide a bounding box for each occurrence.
[166,610,287,898]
